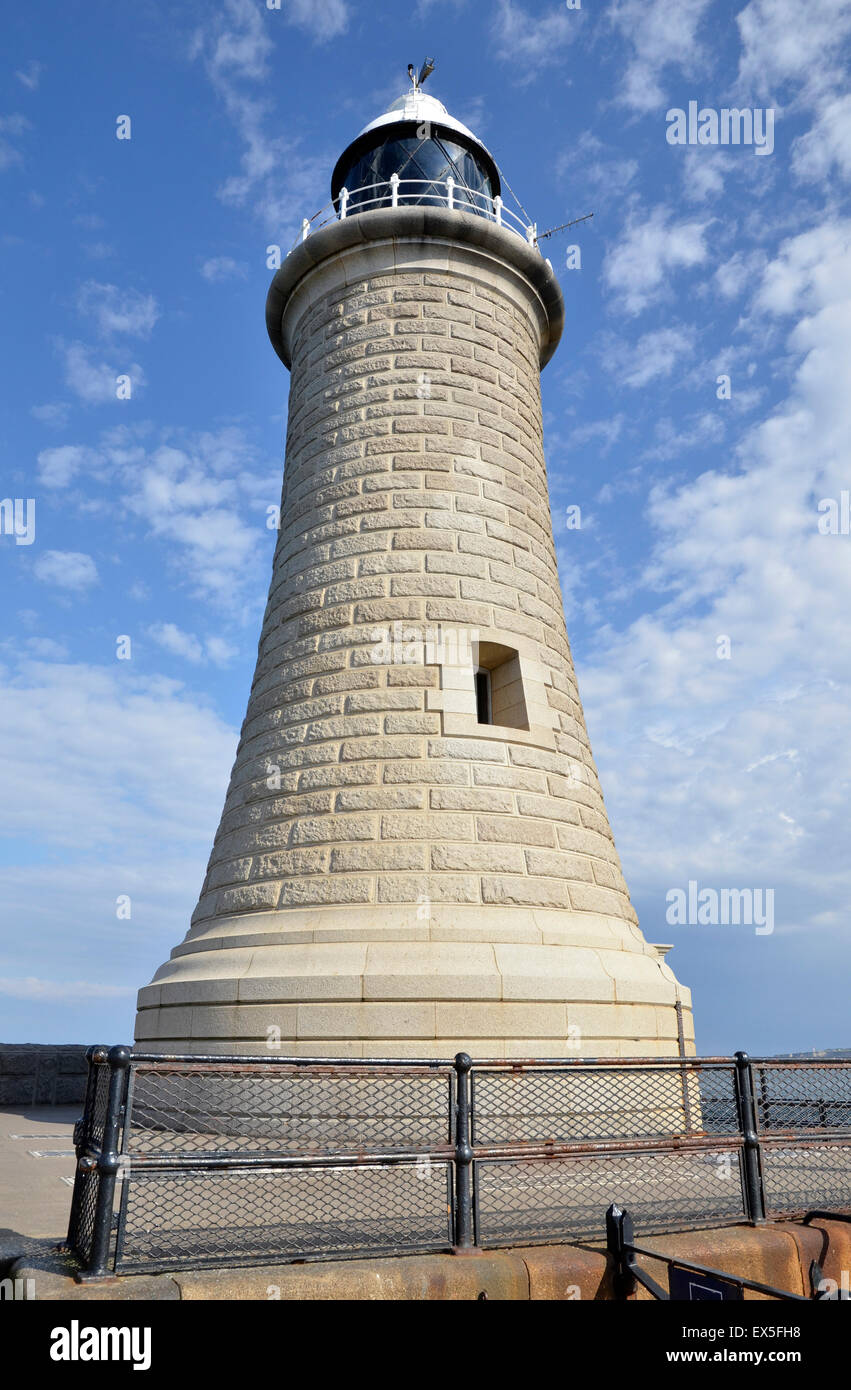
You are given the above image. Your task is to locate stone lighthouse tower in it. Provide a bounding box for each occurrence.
[135,75,693,1058]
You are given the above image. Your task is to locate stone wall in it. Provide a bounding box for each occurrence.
[0,1045,88,1106]
[195,264,636,926]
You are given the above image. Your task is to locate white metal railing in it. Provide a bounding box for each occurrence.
[291,177,538,254]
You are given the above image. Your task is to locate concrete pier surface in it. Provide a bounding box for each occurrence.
[0,1105,78,1240]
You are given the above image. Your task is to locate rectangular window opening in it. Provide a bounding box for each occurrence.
[475,668,492,725]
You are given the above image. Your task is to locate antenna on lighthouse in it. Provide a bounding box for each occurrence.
[537,211,595,241]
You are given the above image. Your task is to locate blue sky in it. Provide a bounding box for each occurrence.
[1,0,849,1054]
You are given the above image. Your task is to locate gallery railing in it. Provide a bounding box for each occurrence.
[290,176,539,252]
[65,1048,851,1279]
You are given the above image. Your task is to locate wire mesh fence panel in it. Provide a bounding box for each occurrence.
[67,1057,113,1260]
[65,1052,851,1276]
[75,1061,111,1153]
[68,1166,103,1266]
[125,1065,454,1155]
[753,1065,851,1132]
[470,1065,738,1146]
[114,1161,454,1272]
[761,1141,851,1216]
[474,1148,748,1247]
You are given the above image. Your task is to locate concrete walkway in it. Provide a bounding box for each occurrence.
[0,1105,79,1240]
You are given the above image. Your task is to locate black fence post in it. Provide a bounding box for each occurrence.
[606,1203,636,1300]
[81,1044,131,1278]
[734,1050,766,1224]
[453,1052,474,1250]
[65,1043,105,1252]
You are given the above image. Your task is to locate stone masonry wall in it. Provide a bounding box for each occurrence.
[0,1045,88,1106]
[189,267,637,925]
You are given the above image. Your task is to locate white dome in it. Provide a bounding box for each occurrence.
[356,88,487,154]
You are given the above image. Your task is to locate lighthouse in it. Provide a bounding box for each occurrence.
[135,72,693,1059]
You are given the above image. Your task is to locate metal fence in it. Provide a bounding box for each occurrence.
[292,176,539,252]
[66,1047,851,1279]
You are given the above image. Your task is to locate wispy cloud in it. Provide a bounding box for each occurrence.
[492,0,580,78]
[200,255,248,282]
[37,444,102,488]
[39,422,277,612]
[0,113,32,171]
[0,977,134,1001]
[33,550,100,593]
[603,325,697,388]
[604,206,710,314]
[285,0,349,42]
[608,0,712,112]
[737,0,851,102]
[190,0,330,236]
[147,621,237,666]
[15,61,43,91]
[77,281,159,339]
[60,341,147,404]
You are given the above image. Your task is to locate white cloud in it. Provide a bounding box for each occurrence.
[0,658,241,1009]
[556,130,638,207]
[605,325,696,388]
[195,0,273,81]
[285,0,349,42]
[604,206,710,314]
[577,216,851,924]
[200,255,247,282]
[146,623,237,667]
[791,92,851,183]
[0,113,31,171]
[15,61,43,91]
[0,977,134,1001]
[33,550,99,592]
[123,438,267,606]
[752,220,851,318]
[191,0,329,235]
[77,281,159,338]
[23,636,69,660]
[0,659,238,852]
[31,402,71,429]
[641,409,725,461]
[567,415,625,454]
[37,444,101,489]
[492,0,579,77]
[678,149,728,203]
[608,0,711,112]
[737,0,851,101]
[61,341,147,404]
[205,635,239,666]
[41,423,277,611]
[714,249,767,300]
[147,622,204,663]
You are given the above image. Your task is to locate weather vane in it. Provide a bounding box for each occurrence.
[408,58,435,91]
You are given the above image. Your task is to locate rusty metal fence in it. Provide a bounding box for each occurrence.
[65,1047,851,1279]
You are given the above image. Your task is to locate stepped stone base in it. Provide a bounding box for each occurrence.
[135,905,693,1058]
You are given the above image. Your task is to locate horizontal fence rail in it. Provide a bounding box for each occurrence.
[290,176,539,253]
[65,1047,851,1279]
